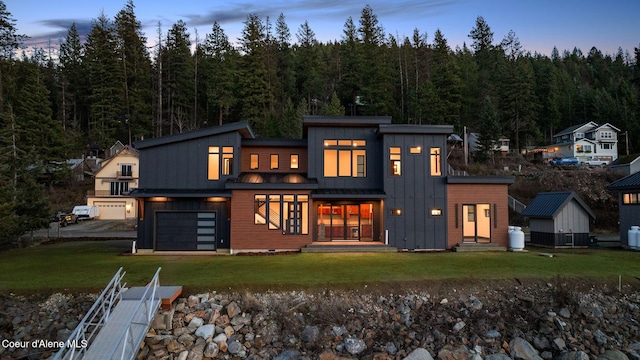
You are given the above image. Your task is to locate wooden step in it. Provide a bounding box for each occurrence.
[452,243,507,252]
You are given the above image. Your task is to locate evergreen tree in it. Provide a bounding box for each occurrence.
[319,92,345,116]
[201,21,238,126]
[59,23,86,134]
[475,95,501,163]
[115,0,153,143]
[337,17,360,115]
[428,29,462,126]
[275,13,295,111]
[162,20,194,134]
[84,12,124,147]
[295,20,321,114]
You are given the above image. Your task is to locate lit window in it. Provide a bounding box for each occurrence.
[623,193,639,204]
[391,208,402,216]
[390,147,401,176]
[222,147,233,175]
[410,146,422,154]
[271,154,279,169]
[250,154,259,170]
[254,194,308,234]
[430,148,441,176]
[208,146,220,180]
[290,154,299,169]
[431,208,442,216]
[323,140,367,177]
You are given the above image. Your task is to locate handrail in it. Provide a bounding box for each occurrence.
[508,195,527,214]
[53,267,127,360]
[106,267,162,360]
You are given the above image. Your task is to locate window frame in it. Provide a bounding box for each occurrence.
[250,153,259,170]
[270,154,279,170]
[390,147,401,176]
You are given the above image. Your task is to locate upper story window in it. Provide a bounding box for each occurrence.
[410,146,422,154]
[271,154,279,169]
[430,148,441,176]
[575,132,585,139]
[290,154,299,169]
[390,147,401,176]
[601,143,613,150]
[623,193,639,204]
[601,131,613,139]
[250,154,259,170]
[323,140,366,177]
[120,164,132,177]
[208,146,234,181]
[110,181,129,196]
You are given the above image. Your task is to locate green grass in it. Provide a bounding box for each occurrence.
[1,240,639,294]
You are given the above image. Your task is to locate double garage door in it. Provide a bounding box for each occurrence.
[156,212,217,251]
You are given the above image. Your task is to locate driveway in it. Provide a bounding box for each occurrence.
[34,219,137,239]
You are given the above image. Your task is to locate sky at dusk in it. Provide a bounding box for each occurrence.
[6,0,640,58]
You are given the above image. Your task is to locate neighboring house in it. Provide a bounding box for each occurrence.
[607,153,640,176]
[543,122,620,163]
[132,116,514,253]
[606,172,640,247]
[521,191,595,247]
[86,145,139,220]
[467,132,510,156]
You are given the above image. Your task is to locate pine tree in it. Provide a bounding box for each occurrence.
[337,17,361,115]
[163,20,194,134]
[59,23,86,133]
[115,0,153,143]
[475,96,501,163]
[295,21,321,114]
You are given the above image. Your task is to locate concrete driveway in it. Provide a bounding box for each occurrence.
[34,219,137,239]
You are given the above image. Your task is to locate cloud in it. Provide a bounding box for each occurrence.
[22,18,93,50]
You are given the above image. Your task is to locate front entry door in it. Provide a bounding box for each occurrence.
[462,204,491,243]
[316,204,374,241]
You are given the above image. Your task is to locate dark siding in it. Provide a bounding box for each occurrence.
[530,232,590,247]
[382,133,448,249]
[137,199,229,250]
[619,194,640,246]
[138,132,241,190]
[306,126,382,190]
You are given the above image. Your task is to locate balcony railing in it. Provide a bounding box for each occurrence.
[116,171,134,178]
[87,190,131,197]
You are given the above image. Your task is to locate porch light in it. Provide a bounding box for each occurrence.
[391,208,402,216]
[126,203,132,213]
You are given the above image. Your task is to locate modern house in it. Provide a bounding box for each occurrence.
[132,116,514,253]
[521,191,595,247]
[606,172,640,247]
[543,122,620,163]
[86,145,139,220]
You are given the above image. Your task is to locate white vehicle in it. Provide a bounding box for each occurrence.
[72,205,100,220]
[581,157,609,167]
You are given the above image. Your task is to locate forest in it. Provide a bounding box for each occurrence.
[0,0,639,247]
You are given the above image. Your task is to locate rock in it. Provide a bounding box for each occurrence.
[274,349,302,360]
[226,301,242,318]
[167,339,186,353]
[188,317,204,330]
[597,350,629,360]
[440,298,448,304]
[178,333,195,347]
[533,337,551,350]
[344,337,366,355]
[227,340,244,355]
[555,351,590,360]
[301,325,320,344]
[385,342,398,355]
[467,296,483,310]
[510,337,543,360]
[230,313,252,327]
[404,347,434,360]
[559,308,571,318]
[554,317,565,331]
[438,346,475,360]
[453,321,466,332]
[593,329,607,345]
[176,350,188,360]
[552,338,566,351]
[486,330,501,339]
[485,355,512,360]
[203,342,219,358]
[224,325,234,337]
[187,295,199,307]
[195,324,215,340]
[332,325,347,337]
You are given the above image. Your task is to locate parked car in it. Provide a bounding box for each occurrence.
[581,157,609,167]
[550,157,579,165]
[51,211,79,227]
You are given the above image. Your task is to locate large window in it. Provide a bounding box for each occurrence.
[120,164,132,177]
[601,131,613,139]
[430,147,441,176]
[623,193,639,204]
[254,194,309,234]
[208,146,234,180]
[390,147,401,176]
[110,181,129,195]
[601,143,613,150]
[271,154,279,169]
[323,140,366,177]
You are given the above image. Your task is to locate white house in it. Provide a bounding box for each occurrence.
[86,145,139,220]
[468,132,510,156]
[543,122,619,163]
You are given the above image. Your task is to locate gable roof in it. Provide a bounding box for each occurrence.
[606,172,640,191]
[521,191,595,219]
[134,121,255,150]
[94,145,139,177]
[554,122,598,137]
[592,122,620,133]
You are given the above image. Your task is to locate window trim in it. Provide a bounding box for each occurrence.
[323,139,367,178]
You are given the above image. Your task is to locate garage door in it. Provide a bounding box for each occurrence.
[156,212,216,251]
[94,201,126,220]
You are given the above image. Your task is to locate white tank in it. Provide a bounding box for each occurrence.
[509,226,525,251]
[629,226,640,249]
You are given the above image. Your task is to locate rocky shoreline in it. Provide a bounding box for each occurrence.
[1,279,640,360]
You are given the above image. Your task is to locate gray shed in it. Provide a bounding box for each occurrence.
[521,191,595,247]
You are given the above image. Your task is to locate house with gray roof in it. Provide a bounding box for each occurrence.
[521,191,595,247]
[607,172,640,246]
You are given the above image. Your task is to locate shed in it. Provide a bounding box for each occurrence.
[521,191,595,247]
[606,171,640,246]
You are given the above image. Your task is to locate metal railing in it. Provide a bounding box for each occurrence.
[53,267,127,360]
[447,164,468,176]
[107,267,162,360]
[87,190,131,197]
[508,195,527,214]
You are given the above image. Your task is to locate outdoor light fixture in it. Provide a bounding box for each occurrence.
[391,208,402,215]
[126,203,132,213]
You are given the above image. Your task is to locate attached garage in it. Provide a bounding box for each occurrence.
[94,201,127,220]
[155,211,217,251]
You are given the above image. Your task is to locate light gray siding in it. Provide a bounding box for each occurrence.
[553,200,590,233]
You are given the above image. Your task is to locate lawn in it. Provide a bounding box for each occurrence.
[1,240,639,294]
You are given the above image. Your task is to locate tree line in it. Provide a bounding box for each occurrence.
[0,0,639,247]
